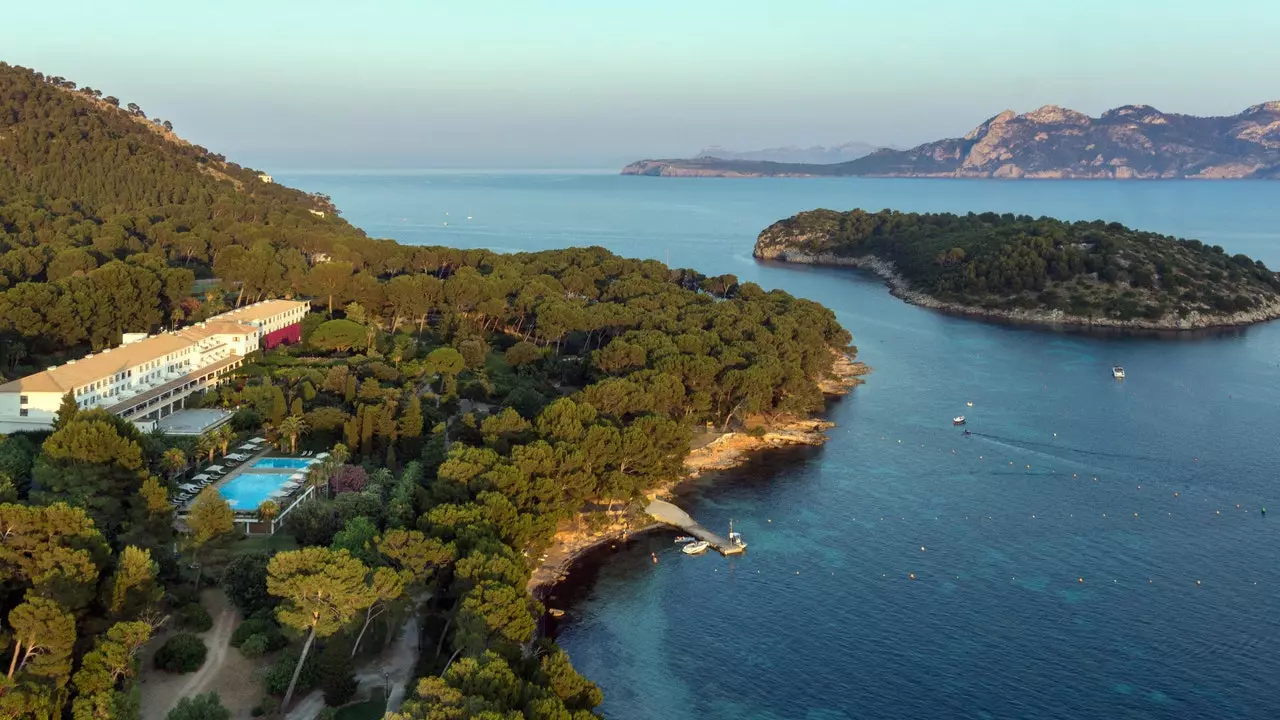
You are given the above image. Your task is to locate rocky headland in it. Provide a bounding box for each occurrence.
[754,209,1280,331]
[624,102,1280,179]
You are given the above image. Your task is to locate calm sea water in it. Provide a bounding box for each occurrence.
[280,172,1280,720]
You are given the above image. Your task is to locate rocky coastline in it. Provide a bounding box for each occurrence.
[754,247,1280,331]
[527,350,868,595]
[623,101,1280,179]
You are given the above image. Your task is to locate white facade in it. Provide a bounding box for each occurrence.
[0,299,309,433]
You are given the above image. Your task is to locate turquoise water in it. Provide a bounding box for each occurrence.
[251,457,314,470]
[219,472,295,509]
[279,172,1280,719]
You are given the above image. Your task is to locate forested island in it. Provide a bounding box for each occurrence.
[755,209,1280,330]
[0,61,857,719]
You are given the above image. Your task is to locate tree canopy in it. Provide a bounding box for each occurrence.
[759,208,1280,322]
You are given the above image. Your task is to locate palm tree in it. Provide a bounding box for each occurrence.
[160,448,187,482]
[306,462,333,500]
[196,434,217,464]
[330,443,350,465]
[277,415,309,455]
[257,500,279,547]
[215,424,235,457]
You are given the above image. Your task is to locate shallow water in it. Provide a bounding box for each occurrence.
[280,172,1280,719]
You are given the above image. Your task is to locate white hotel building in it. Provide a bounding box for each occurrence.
[0,299,309,434]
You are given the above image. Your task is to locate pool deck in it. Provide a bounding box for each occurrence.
[179,445,314,513]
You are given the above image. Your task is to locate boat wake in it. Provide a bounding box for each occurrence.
[964,431,1171,465]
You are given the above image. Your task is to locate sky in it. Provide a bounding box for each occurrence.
[4,0,1278,169]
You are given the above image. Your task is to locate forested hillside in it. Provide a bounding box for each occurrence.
[0,61,362,365]
[0,61,858,719]
[756,208,1280,325]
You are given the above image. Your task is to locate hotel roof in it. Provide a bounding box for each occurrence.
[0,299,309,395]
[0,334,195,394]
[212,299,309,324]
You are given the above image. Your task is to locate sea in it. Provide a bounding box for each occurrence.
[278,171,1280,720]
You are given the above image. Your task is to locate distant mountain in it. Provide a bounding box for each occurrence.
[694,141,885,165]
[623,102,1280,179]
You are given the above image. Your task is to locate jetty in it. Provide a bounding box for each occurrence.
[645,499,745,555]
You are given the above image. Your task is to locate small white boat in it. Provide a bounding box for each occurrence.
[681,540,710,555]
[1112,365,1125,379]
[673,535,696,544]
[953,415,966,426]
[728,520,747,549]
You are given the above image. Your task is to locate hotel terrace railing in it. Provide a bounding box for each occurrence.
[107,355,244,418]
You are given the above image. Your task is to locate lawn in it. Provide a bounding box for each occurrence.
[235,532,299,554]
[335,690,387,720]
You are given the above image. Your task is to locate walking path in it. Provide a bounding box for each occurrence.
[285,606,422,719]
[139,590,258,720]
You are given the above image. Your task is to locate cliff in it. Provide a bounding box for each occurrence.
[624,102,1280,179]
[753,209,1280,330]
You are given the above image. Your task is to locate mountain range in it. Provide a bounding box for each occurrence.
[623,102,1280,179]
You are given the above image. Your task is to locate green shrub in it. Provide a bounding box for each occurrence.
[166,585,199,607]
[231,618,288,653]
[318,644,358,706]
[154,633,207,673]
[265,648,319,696]
[179,603,213,632]
[166,692,229,720]
[250,696,280,718]
[240,634,270,658]
[231,618,273,647]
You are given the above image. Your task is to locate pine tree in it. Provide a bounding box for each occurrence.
[53,392,79,431]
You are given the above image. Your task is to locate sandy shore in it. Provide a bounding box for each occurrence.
[527,350,868,596]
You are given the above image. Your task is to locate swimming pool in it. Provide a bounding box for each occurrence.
[251,457,314,470]
[219,473,295,509]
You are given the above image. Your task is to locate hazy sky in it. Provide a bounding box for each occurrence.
[4,0,1278,169]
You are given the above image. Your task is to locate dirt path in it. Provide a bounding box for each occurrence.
[139,589,261,720]
[174,603,236,700]
[285,604,423,719]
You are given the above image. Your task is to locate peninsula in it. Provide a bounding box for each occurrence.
[0,60,863,719]
[624,102,1280,179]
[754,209,1280,330]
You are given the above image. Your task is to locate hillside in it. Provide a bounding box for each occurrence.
[695,141,883,164]
[754,209,1280,329]
[0,61,860,720]
[0,62,379,361]
[624,102,1280,179]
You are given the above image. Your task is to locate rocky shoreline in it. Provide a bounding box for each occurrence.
[754,249,1280,331]
[527,350,867,596]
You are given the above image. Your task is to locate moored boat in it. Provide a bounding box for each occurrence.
[673,535,696,544]
[953,415,966,425]
[728,519,747,550]
[681,540,710,555]
[1112,365,1125,379]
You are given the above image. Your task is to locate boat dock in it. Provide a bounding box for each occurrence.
[645,499,745,555]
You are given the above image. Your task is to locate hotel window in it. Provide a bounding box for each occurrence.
[19,395,28,404]
[19,409,28,417]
